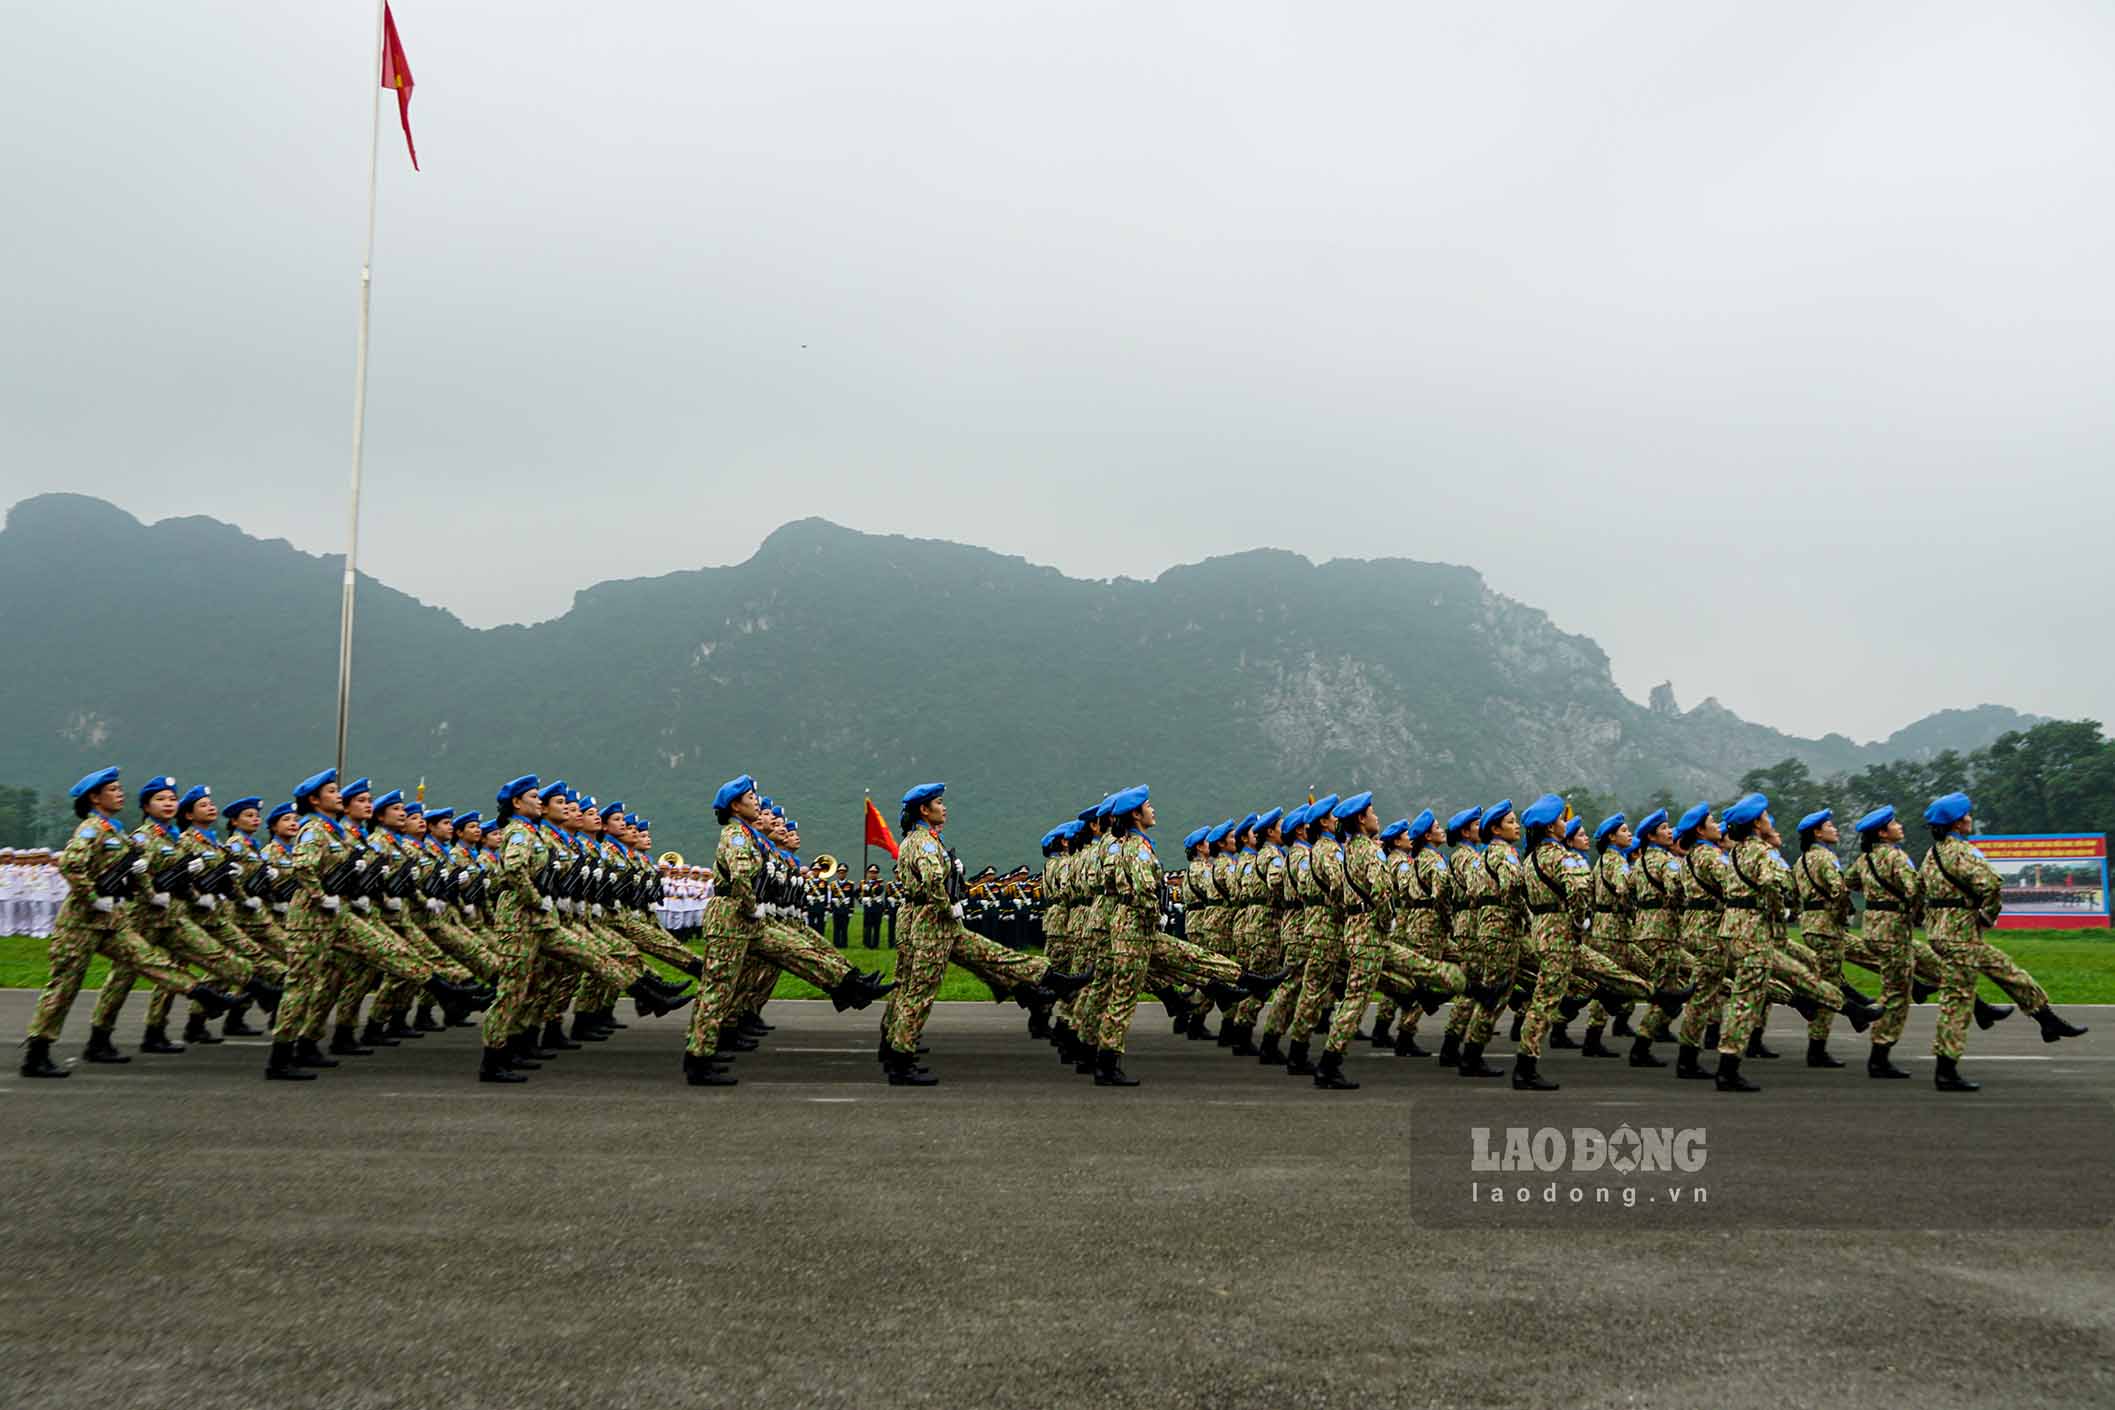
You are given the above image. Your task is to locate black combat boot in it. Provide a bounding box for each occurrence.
[826,971,877,1012]
[1507,1010,1526,1042]
[358,1018,400,1048]
[1628,1035,1667,1068]
[1511,1052,1559,1091]
[264,1041,317,1081]
[1369,1017,1393,1048]
[718,1025,759,1053]
[244,976,285,1013]
[1549,1021,1580,1049]
[222,1004,263,1037]
[503,1032,545,1069]
[1435,1031,1462,1068]
[20,1037,68,1078]
[1609,1010,1636,1038]
[293,1037,340,1068]
[1973,998,2014,1030]
[1675,1044,1713,1080]
[1093,1047,1140,1087]
[1652,984,1696,1018]
[1703,1021,1720,1050]
[1933,1055,1980,1092]
[1393,1027,1430,1059]
[1580,1025,1618,1059]
[1840,996,1882,1032]
[84,1026,131,1064]
[739,1011,773,1035]
[541,1018,582,1051]
[1283,1039,1316,1076]
[1912,978,1938,1004]
[1457,1041,1503,1078]
[328,1023,374,1056]
[683,1051,737,1086]
[1745,1030,1779,1060]
[1229,1022,1259,1057]
[2035,1007,2088,1043]
[1241,968,1289,998]
[1805,1038,1844,1068]
[571,1012,610,1042]
[1039,967,1094,1001]
[1255,1031,1286,1066]
[186,984,239,1019]
[140,1023,186,1054]
[1216,1016,1239,1047]
[479,1046,527,1083]
[412,1002,441,1032]
[1027,1007,1051,1041]
[1866,1043,1910,1079]
[385,1012,425,1040]
[1839,980,1875,1009]
[627,977,695,1018]
[422,975,485,1024]
[1713,1053,1760,1092]
[1183,1010,1216,1042]
[182,1013,225,1046]
[886,1047,939,1086]
[1314,1049,1359,1090]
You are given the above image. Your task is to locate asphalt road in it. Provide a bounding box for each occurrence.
[5,993,2112,1410]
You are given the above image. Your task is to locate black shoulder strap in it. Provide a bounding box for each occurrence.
[1929,838,1982,902]
[1531,847,1564,899]
[1640,849,1671,899]
[1691,847,1727,901]
[1730,844,1761,893]
[1863,850,1912,905]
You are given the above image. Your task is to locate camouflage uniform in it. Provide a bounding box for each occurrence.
[1847,842,1923,1048]
[1095,828,1238,1053]
[283,813,445,1043]
[1463,840,1526,1046]
[1716,839,1844,1057]
[1518,840,1592,1058]
[1384,844,1456,1047]
[1586,847,1641,1033]
[1041,850,1074,974]
[1225,844,1275,1031]
[1630,845,1686,1041]
[1794,845,1854,1042]
[1061,831,1117,1044]
[25,811,197,1043]
[1673,844,1730,1049]
[1285,830,1349,1046]
[93,817,255,1035]
[680,821,763,1057]
[1921,835,2049,1060]
[888,824,1051,1056]
[1255,836,1311,1040]
[1442,841,1485,1042]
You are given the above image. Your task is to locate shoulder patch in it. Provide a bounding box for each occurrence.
[75,822,100,842]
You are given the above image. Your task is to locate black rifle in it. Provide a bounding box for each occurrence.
[150,857,197,902]
[94,842,144,900]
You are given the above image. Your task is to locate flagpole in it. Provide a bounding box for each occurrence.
[334,0,390,779]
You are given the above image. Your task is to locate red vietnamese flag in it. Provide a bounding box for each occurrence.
[382,4,418,170]
[863,797,899,860]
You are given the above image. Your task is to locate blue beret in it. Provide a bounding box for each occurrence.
[1236,812,1260,838]
[901,782,945,810]
[424,807,451,823]
[1378,818,1411,842]
[222,796,262,818]
[1093,795,1118,820]
[1519,793,1566,830]
[572,793,593,811]
[373,789,405,813]
[140,776,178,804]
[1480,800,1515,834]
[769,803,786,819]
[1058,820,1085,841]
[758,796,774,811]
[1635,807,1669,838]
[1408,808,1436,838]
[1255,806,1285,835]
[1282,804,1308,832]
[601,800,625,820]
[1797,809,1831,834]
[1623,838,1642,858]
[498,774,540,805]
[342,777,373,800]
[782,817,798,833]
[294,768,338,801]
[713,775,756,811]
[537,779,568,803]
[264,801,296,826]
[454,810,481,829]
[404,801,425,818]
[1311,794,1340,821]
[1446,806,1482,837]
[1564,816,1586,840]
[1107,786,1150,818]
[1204,817,1235,845]
[1924,792,1972,827]
[1675,802,1711,838]
[1334,790,1374,821]
[175,785,211,813]
[637,818,652,831]
[1723,792,1769,828]
[1076,804,1101,824]
[1594,812,1626,844]
[1182,827,1210,852]
[624,813,642,828]
[69,766,121,799]
[1039,828,1061,852]
[1855,805,1896,834]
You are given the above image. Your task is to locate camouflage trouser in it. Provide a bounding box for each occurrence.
[96,908,254,1030]
[1185,912,1234,1010]
[755,921,854,993]
[1228,908,1287,1029]
[1286,914,1347,1046]
[1319,914,1387,1055]
[1843,917,1938,1048]
[1718,931,1843,1057]
[1631,933,1687,1039]
[1379,940,1463,1004]
[540,921,640,990]
[683,927,754,1056]
[1930,929,2048,1060]
[737,957,780,1015]
[270,925,335,1043]
[579,911,694,1013]
[233,911,294,964]
[1042,918,1074,976]
[1090,929,1154,1054]
[373,914,474,1020]
[309,912,447,1037]
[1674,928,1729,1048]
[1518,921,1576,1059]
[26,918,195,1042]
[1801,929,1847,1040]
[482,928,543,1048]
[424,914,505,982]
[1258,911,1322,1038]
[1461,917,1524,1046]
[1584,931,1642,1030]
[1149,932,1241,990]
[1443,924,1480,1039]
[889,906,1050,1055]
[1057,927,1105,1031]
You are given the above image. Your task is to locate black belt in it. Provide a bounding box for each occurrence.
[1865,900,1905,913]
[1925,898,1970,909]
[1633,898,1664,910]
[1686,900,1721,912]
[1722,898,1756,910]
[1527,902,1563,915]
[1400,898,1438,910]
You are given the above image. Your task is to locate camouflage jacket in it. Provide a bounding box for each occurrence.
[57,810,134,933]
[1277,841,1307,912]
[1921,834,2002,937]
[1718,838,1788,942]
[1342,832,1393,932]
[1631,845,1683,943]
[287,813,357,932]
[1794,846,1851,935]
[1113,831,1165,935]
[1476,840,1527,940]
[1593,848,1634,945]
[1850,844,1923,929]
[1523,839,1591,941]
[1449,843,1485,943]
[131,817,193,926]
[1391,847,1448,951]
[1681,844,1730,943]
[493,816,557,932]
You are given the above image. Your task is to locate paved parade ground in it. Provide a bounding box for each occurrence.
[6,992,2113,1410]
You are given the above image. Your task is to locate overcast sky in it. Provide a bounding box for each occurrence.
[5,2,2111,741]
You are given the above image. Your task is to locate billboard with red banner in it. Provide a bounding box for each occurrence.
[1969,834,2109,929]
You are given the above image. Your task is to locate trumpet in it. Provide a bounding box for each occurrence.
[657,850,685,869]
[811,853,841,883]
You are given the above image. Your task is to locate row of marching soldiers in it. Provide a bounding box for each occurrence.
[1037,786,2087,1093]
[19,766,708,1082]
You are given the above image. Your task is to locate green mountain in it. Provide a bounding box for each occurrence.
[0,494,2044,864]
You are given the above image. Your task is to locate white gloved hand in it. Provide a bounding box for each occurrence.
[539,896,555,912]
[353,858,369,873]
[243,897,263,912]
[130,859,148,876]
[424,898,443,914]
[321,896,341,913]
[93,896,116,914]
[185,858,205,875]
[273,902,290,915]
[383,897,403,913]
[750,903,765,919]
[591,903,604,918]
[197,894,218,912]
[149,891,171,909]
[265,867,279,881]
[353,897,372,913]
[951,902,965,920]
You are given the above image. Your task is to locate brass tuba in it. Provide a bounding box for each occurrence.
[812,853,841,882]
[657,850,685,869]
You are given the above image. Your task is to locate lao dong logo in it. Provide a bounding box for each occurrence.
[1470,1124,1707,1175]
